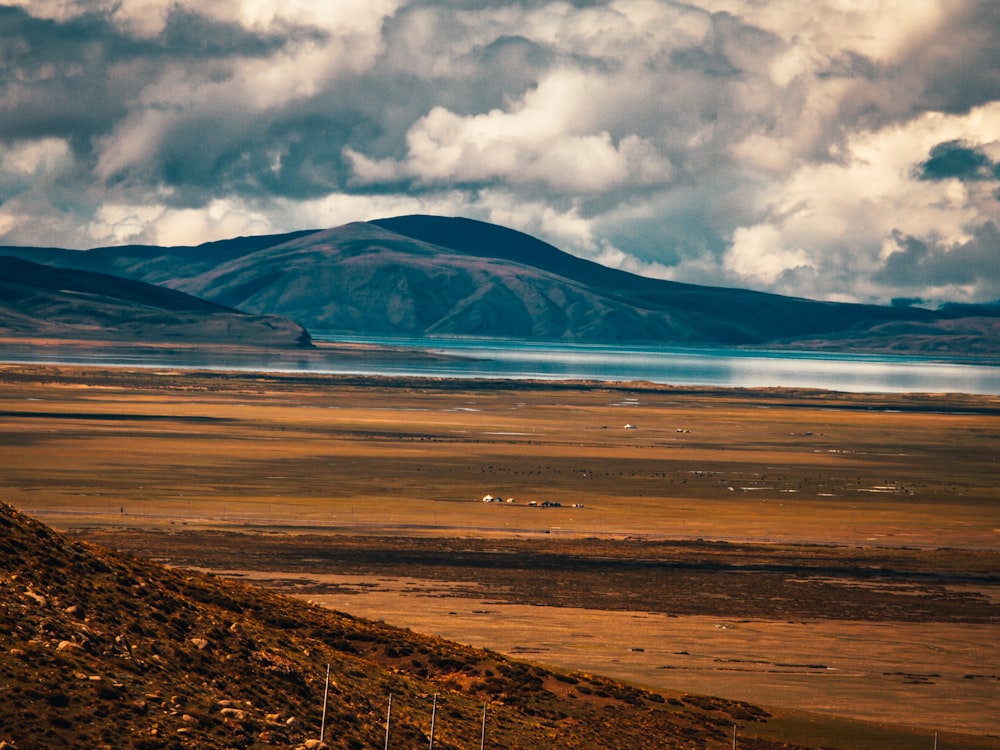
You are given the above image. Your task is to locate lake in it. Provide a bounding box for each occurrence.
[3,334,999,395]
[312,335,1000,395]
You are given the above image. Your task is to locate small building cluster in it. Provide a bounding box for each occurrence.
[478,494,583,508]
[479,494,514,504]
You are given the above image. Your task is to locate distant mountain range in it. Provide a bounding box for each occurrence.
[3,215,999,355]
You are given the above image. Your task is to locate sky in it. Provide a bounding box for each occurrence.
[2,0,999,307]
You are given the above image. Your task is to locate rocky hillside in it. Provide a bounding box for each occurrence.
[0,503,796,750]
[4,215,996,352]
[0,256,311,348]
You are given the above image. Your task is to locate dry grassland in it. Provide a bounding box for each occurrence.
[1,364,998,746]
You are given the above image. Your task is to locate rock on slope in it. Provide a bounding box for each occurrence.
[0,503,791,750]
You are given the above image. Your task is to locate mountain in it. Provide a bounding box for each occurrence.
[0,502,786,749]
[3,216,998,353]
[771,315,1000,356]
[0,256,311,348]
[0,230,318,287]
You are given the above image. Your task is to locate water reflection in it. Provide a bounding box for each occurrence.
[313,336,1000,394]
[2,335,999,395]
[314,336,1000,394]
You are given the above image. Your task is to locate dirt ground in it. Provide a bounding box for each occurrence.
[1,364,998,742]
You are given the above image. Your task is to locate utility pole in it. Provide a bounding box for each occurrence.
[732,723,737,750]
[428,694,438,750]
[384,693,392,750]
[480,702,487,750]
[319,663,331,742]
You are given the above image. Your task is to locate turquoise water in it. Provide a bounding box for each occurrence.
[309,335,1000,395]
[3,334,999,394]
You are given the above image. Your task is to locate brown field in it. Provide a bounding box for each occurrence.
[1,363,998,747]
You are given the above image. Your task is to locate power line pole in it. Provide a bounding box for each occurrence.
[384,693,392,750]
[320,663,331,743]
[480,702,487,750]
[428,693,438,750]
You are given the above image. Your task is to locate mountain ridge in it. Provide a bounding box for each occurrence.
[1,215,998,354]
[0,256,311,348]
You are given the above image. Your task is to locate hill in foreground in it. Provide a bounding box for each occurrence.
[0,256,311,349]
[0,502,793,750]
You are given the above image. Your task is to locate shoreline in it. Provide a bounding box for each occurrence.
[3,361,1000,414]
[2,336,1000,396]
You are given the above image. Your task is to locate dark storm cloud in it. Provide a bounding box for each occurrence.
[836,1,1000,129]
[474,35,557,100]
[0,5,319,156]
[0,6,134,147]
[917,140,1000,182]
[110,104,377,205]
[668,10,779,79]
[155,8,323,59]
[878,224,1000,291]
[910,1,1000,115]
[815,50,879,81]
[668,45,739,78]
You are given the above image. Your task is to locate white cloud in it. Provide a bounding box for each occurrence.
[93,109,172,182]
[725,225,811,284]
[0,137,73,177]
[509,0,711,64]
[7,0,174,36]
[346,68,672,193]
[722,101,1000,301]
[0,138,76,242]
[231,0,401,35]
[590,242,677,281]
[81,190,489,248]
[280,192,460,233]
[82,199,273,247]
[151,199,273,246]
[5,0,104,22]
[479,194,599,255]
[86,203,166,245]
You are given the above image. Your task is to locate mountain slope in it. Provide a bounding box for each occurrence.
[0,256,311,348]
[0,230,317,286]
[372,216,951,342]
[2,216,997,352]
[170,222,711,341]
[0,502,788,749]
